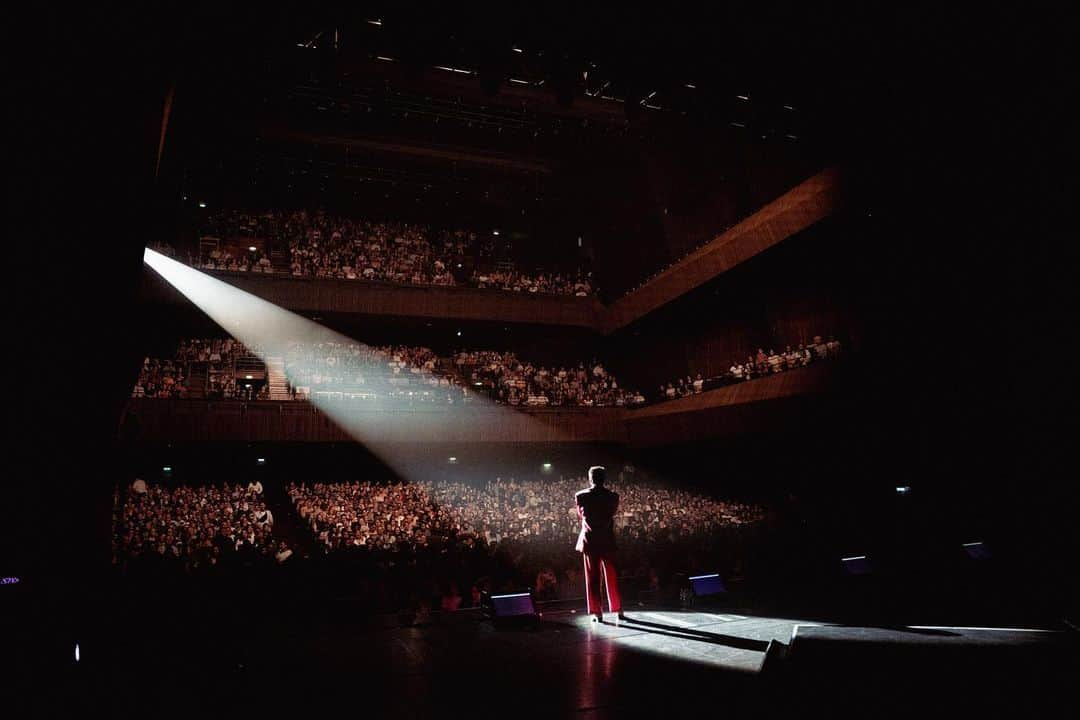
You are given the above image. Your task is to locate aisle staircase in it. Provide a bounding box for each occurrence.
[186,363,208,399]
[261,479,315,560]
[269,247,288,273]
[266,357,291,400]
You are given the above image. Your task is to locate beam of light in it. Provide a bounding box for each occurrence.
[142,248,571,483]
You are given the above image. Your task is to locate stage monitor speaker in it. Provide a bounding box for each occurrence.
[485,591,538,626]
[841,555,872,575]
[689,573,727,597]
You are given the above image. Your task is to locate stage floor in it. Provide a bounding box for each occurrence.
[545,607,792,673]
[22,597,1073,719]
[223,606,799,717]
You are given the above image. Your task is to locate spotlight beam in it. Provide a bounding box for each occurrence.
[143,248,568,481]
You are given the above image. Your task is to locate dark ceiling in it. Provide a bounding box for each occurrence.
[150,5,901,298]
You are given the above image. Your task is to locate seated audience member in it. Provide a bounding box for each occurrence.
[767,350,783,374]
[784,345,799,370]
[440,585,463,611]
[256,507,273,527]
[535,567,559,601]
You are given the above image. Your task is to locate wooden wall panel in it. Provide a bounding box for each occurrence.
[123,400,625,444]
[139,270,604,330]
[622,362,841,446]
[602,168,843,333]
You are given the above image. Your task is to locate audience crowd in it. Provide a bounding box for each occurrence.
[194,209,595,297]
[454,351,646,407]
[132,339,643,407]
[420,475,763,549]
[131,357,186,399]
[135,339,270,400]
[114,471,767,616]
[114,483,279,569]
[132,333,843,406]
[657,335,843,402]
[283,341,465,404]
[287,474,764,607]
[288,481,458,552]
[285,213,459,286]
[133,333,845,406]
[471,268,594,296]
[174,338,249,365]
[196,247,274,273]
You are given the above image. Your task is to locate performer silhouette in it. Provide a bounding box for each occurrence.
[575,466,624,621]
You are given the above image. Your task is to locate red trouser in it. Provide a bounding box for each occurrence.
[583,551,621,615]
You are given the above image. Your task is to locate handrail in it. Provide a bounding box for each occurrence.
[125,397,625,415]
[199,267,598,303]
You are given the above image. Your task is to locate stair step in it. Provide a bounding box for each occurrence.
[265,356,291,400]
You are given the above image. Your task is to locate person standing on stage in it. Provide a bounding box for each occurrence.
[575,466,625,622]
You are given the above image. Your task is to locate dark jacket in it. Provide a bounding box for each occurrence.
[575,485,619,554]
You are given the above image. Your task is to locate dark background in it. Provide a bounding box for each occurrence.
[4,2,1074,683]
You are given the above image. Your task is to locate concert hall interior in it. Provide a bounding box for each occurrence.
[6,5,1073,718]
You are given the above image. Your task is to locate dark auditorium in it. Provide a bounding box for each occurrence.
[7,6,1074,719]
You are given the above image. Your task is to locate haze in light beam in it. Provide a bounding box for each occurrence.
[142,248,568,481]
